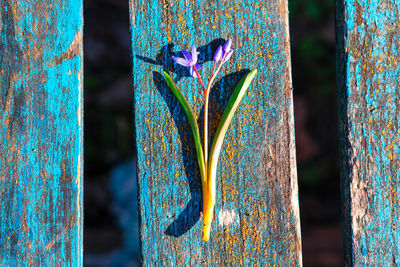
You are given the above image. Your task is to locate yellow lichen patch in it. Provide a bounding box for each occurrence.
[212,225,242,264]
[177,13,185,29]
[389,176,399,213]
[161,0,172,42]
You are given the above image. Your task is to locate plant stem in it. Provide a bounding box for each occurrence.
[206,63,224,94]
[204,62,224,161]
[203,61,220,174]
[204,92,209,167]
[193,66,206,94]
[211,61,217,76]
[201,61,225,241]
[202,186,215,241]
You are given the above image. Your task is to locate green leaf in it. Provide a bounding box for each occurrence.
[163,72,206,185]
[207,69,257,189]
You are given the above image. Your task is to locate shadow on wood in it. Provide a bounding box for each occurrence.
[136,39,225,82]
[152,70,202,237]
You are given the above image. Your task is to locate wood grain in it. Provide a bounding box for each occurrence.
[337,0,400,265]
[130,0,302,265]
[0,0,83,265]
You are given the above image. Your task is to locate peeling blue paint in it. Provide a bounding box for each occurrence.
[0,0,83,265]
[338,0,400,265]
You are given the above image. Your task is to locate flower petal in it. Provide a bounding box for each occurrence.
[190,67,197,78]
[214,46,223,61]
[191,45,198,63]
[223,50,233,62]
[172,56,192,67]
[182,50,193,63]
[223,39,232,53]
[195,63,202,69]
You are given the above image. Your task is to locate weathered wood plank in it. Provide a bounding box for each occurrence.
[337,0,400,265]
[0,0,83,265]
[131,0,302,265]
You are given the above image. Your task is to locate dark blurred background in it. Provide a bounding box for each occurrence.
[83,0,341,266]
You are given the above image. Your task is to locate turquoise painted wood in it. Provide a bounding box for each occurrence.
[130,0,302,265]
[0,0,83,265]
[337,0,400,265]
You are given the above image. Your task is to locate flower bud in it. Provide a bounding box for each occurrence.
[214,46,223,62]
[223,39,232,53]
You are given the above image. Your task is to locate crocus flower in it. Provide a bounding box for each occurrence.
[172,45,202,78]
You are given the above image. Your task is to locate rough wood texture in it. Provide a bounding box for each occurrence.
[0,0,83,265]
[131,0,302,265]
[337,0,400,265]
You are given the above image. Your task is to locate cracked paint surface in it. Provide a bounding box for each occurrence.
[0,0,83,265]
[337,0,400,265]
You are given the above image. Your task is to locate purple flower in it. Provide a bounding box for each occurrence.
[222,39,234,62]
[214,46,223,61]
[172,45,202,78]
[213,39,234,63]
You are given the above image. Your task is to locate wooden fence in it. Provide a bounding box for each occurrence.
[337,0,400,265]
[1,0,83,266]
[0,0,399,265]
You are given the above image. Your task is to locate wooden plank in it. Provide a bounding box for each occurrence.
[336,0,400,265]
[0,0,83,265]
[130,0,302,265]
